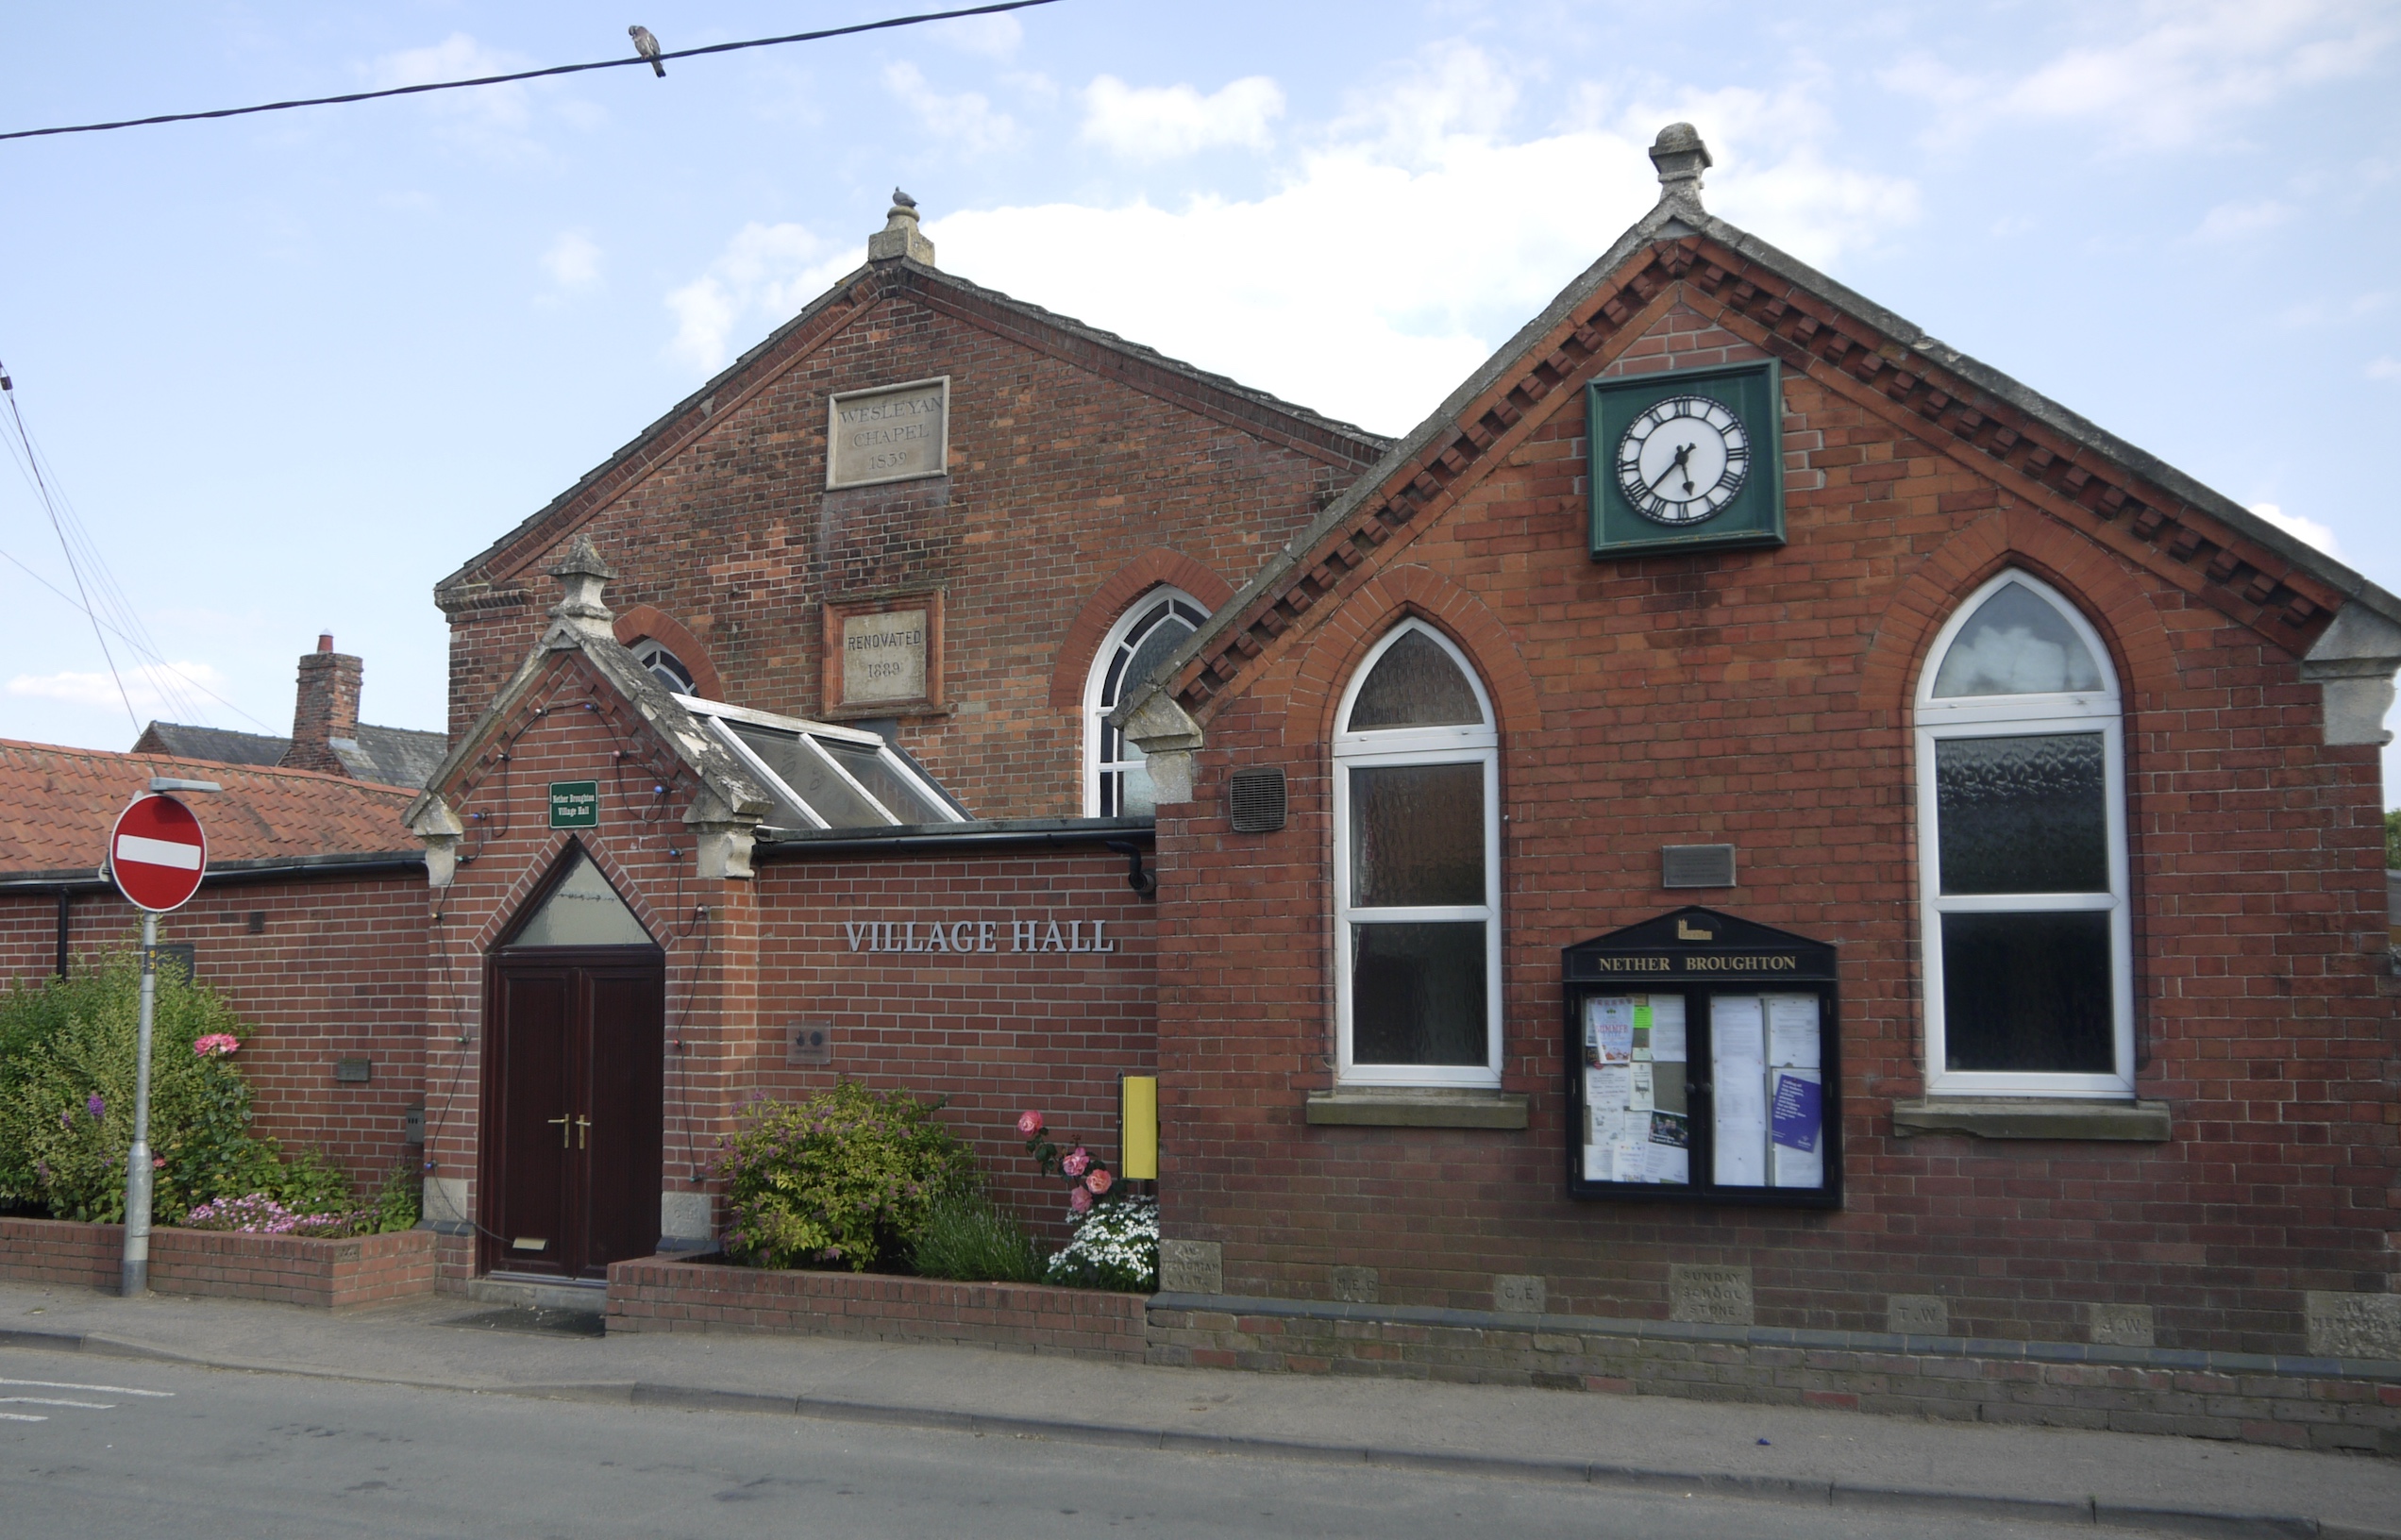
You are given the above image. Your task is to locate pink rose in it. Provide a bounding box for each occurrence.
[1069,1186,1094,1214]
[1084,1168,1113,1196]
[1062,1147,1091,1177]
[1017,1110,1044,1136]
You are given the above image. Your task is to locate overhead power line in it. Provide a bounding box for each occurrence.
[0,362,139,732]
[0,0,1062,142]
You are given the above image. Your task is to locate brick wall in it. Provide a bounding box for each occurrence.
[0,1215,435,1310]
[608,1255,1146,1361]
[0,872,428,1190]
[441,263,1383,821]
[1149,280,2398,1358]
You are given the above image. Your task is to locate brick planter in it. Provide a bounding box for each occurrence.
[0,1216,436,1311]
[606,1255,1146,1362]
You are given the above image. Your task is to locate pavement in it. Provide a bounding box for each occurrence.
[1,1276,2396,1539]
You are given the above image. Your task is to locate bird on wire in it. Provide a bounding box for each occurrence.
[629,25,665,76]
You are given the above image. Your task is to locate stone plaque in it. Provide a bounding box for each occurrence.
[2305,1292,2401,1361]
[828,377,948,488]
[1157,1238,1222,1295]
[841,610,929,704]
[1888,1295,1949,1336]
[1494,1274,1548,1314]
[1669,1264,1755,1325]
[2088,1302,2156,1348]
[1331,1265,1379,1304]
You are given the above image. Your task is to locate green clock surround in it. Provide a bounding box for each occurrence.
[1588,360,1785,560]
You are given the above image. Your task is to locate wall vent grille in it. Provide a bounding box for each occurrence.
[1228,766,1287,833]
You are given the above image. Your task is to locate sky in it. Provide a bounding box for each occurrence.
[2,1,2397,799]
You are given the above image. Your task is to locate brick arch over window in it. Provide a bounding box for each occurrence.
[1047,550,1236,711]
[1859,507,2177,728]
[1288,565,1541,747]
[613,605,723,701]
[466,832,670,956]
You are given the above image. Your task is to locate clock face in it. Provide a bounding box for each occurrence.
[1614,393,1752,526]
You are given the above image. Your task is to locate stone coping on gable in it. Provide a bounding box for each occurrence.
[1149,1292,2401,1383]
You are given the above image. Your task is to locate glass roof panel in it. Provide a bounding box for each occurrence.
[817,737,948,824]
[726,721,888,829]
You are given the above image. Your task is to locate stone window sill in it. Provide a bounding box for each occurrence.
[1890,1098,2171,1142]
[1305,1089,1529,1129]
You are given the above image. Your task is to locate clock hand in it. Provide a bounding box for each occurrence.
[1649,443,1695,495]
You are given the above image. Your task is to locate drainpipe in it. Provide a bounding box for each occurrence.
[54,889,69,977]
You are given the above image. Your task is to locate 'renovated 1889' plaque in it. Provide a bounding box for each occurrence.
[828,377,949,489]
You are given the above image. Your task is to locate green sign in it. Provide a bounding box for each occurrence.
[1589,360,1785,560]
[548,781,598,829]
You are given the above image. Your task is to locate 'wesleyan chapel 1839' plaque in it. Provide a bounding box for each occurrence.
[828,377,949,489]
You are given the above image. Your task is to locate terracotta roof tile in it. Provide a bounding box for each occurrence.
[0,739,417,878]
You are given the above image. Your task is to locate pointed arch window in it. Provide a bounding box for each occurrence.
[1915,571,2132,1097]
[1085,589,1209,817]
[502,846,654,949]
[1333,621,1502,1088]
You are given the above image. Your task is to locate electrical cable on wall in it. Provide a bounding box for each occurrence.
[0,1,1063,142]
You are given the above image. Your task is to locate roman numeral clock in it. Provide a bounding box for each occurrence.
[1588,361,1785,558]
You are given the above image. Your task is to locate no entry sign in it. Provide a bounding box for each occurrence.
[109,794,208,912]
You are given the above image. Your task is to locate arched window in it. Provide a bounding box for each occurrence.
[1333,621,1501,1087]
[1084,589,1209,816]
[630,637,695,695]
[1915,570,2131,1097]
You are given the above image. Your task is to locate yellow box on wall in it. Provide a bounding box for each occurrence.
[1119,1075,1157,1180]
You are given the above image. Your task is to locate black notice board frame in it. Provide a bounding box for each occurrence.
[1562,906,1842,1210]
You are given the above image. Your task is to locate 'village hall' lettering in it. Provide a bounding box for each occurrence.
[842,917,1117,955]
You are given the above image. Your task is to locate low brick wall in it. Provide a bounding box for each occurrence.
[0,1217,436,1311]
[606,1256,1146,1361]
[1147,1295,2401,1457]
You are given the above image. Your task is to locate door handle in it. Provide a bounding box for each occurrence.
[576,1115,591,1149]
[547,1114,571,1147]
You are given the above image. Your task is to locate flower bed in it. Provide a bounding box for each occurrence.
[0,1214,435,1311]
[605,1254,1147,1362]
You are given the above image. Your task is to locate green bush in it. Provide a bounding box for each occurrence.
[0,949,276,1222]
[368,1161,422,1233]
[717,1082,975,1273]
[909,1191,1045,1283]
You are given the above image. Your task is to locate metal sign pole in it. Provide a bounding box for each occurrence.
[121,910,158,1297]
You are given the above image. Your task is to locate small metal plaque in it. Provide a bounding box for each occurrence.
[786,1022,833,1066]
[334,1057,372,1083]
[548,781,599,829]
[1662,844,1737,888]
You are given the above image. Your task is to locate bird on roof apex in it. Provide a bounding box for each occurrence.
[629,25,664,76]
[892,188,917,209]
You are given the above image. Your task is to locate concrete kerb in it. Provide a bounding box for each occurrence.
[3,1326,2393,1540]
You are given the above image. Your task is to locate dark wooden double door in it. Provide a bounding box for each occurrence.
[483,948,664,1280]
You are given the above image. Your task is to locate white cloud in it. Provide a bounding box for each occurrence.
[2249,502,2342,556]
[1080,75,1285,160]
[2193,199,2294,240]
[882,61,1018,155]
[2367,357,2401,380]
[1883,1,2396,150]
[664,223,859,374]
[364,32,596,159]
[540,230,603,295]
[8,660,231,714]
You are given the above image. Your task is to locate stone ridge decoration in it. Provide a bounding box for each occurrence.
[842,917,1122,955]
[827,376,949,488]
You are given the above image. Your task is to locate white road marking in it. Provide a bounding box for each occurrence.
[0,1413,45,1423]
[0,1397,112,1409]
[0,1378,172,1398]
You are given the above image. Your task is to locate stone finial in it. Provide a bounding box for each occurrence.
[547,532,617,637]
[868,190,936,265]
[1649,123,1713,209]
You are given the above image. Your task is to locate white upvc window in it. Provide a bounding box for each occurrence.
[1914,570,2133,1098]
[1083,588,1209,817]
[1333,621,1502,1088]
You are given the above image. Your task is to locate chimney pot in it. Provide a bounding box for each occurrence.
[316,633,333,654]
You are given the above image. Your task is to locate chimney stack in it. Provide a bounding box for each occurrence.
[285,633,363,776]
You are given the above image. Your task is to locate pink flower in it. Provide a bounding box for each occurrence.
[152,1157,165,1170]
[1068,1186,1094,1214]
[1061,1147,1091,1178]
[1084,1168,1113,1196]
[193,1033,242,1058]
[1016,1110,1044,1136]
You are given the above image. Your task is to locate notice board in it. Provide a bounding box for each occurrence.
[1562,907,1839,1208]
